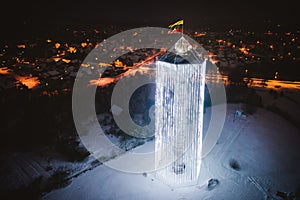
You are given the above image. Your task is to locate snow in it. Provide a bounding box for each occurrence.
[256,89,300,127]
[0,149,98,191]
[42,103,300,200]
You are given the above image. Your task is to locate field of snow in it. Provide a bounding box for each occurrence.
[256,88,300,128]
[42,103,300,200]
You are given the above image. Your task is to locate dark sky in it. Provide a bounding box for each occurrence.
[2,0,299,33]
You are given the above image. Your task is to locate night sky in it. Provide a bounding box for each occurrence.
[2,0,299,26]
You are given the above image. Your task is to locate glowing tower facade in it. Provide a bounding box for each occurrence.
[155,37,206,186]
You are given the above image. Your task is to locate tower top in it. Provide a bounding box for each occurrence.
[175,36,193,56]
[158,36,204,65]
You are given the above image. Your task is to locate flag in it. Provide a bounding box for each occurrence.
[168,20,184,34]
[168,20,184,29]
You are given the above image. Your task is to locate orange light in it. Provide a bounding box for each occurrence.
[81,63,90,67]
[98,62,112,67]
[17,44,26,49]
[0,67,12,75]
[265,31,272,35]
[68,47,77,53]
[14,75,40,89]
[239,47,250,55]
[53,57,61,62]
[55,43,61,49]
[114,59,123,67]
[89,77,119,87]
[194,32,206,37]
[62,59,71,63]
[81,42,88,48]
[208,52,218,64]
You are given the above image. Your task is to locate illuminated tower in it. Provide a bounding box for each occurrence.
[155,37,206,186]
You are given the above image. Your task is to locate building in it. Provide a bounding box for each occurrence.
[155,37,206,186]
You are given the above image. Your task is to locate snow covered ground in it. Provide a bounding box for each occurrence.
[256,88,300,128]
[0,113,148,194]
[42,103,300,200]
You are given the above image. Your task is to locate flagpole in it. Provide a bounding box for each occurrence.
[182,21,184,38]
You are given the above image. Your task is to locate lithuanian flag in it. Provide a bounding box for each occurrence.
[168,20,184,33]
